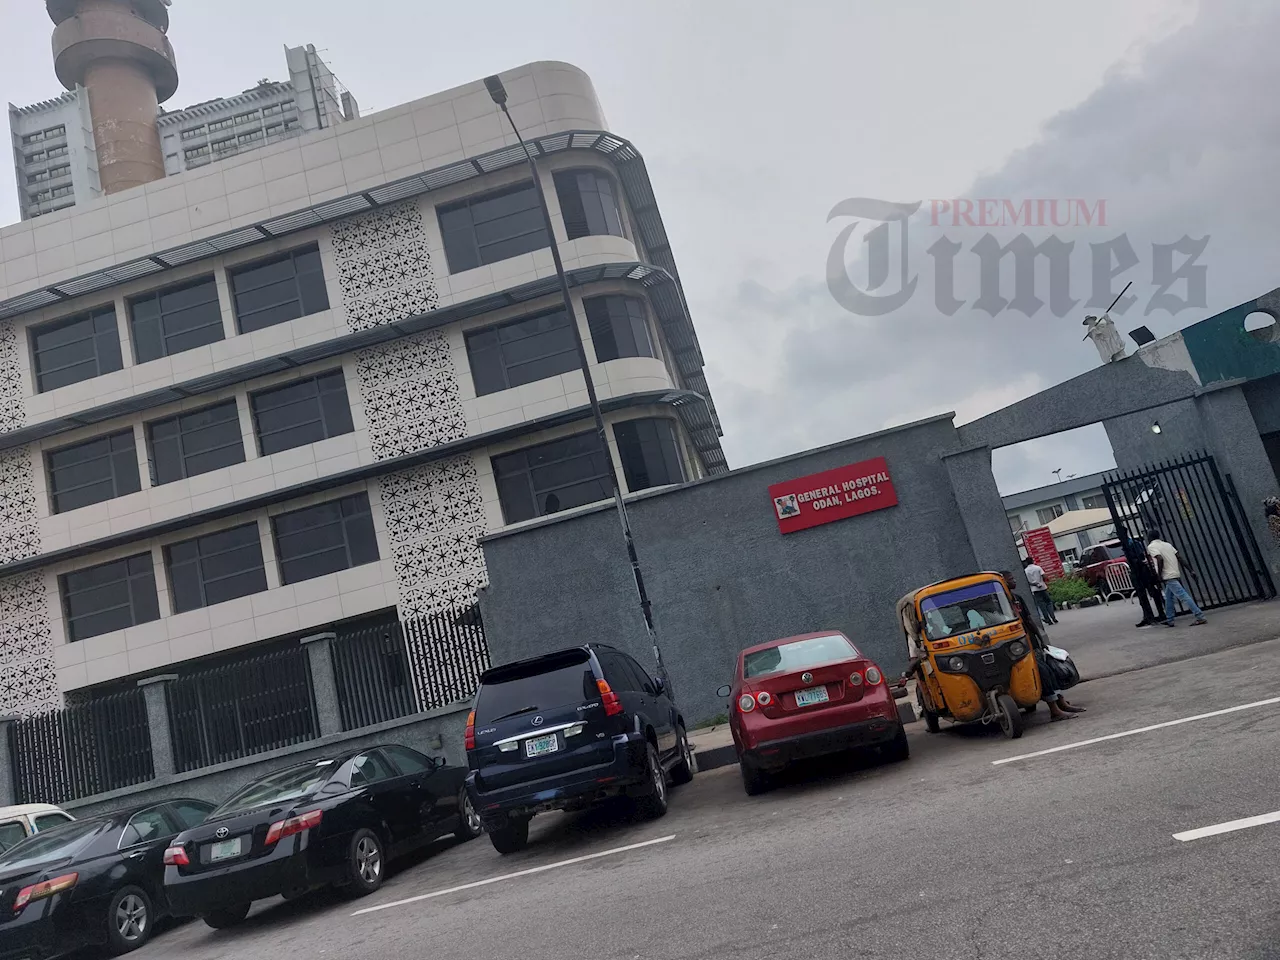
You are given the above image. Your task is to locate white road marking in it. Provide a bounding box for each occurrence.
[1174,810,1280,842]
[350,834,677,916]
[992,695,1280,766]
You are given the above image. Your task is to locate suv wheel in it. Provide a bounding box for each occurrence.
[670,726,695,786]
[634,742,669,820]
[489,817,530,855]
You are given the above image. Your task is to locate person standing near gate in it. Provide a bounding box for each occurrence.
[1024,558,1058,625]
[1147,529,1208,626]
[1118,526,1166,627]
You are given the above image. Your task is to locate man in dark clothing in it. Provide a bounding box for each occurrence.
[1118,527,1166,627]
[999,571,1084,719]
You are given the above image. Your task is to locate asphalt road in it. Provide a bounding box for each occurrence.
[131,629,1280,960]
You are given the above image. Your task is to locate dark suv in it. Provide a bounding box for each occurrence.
[464,644,694,854]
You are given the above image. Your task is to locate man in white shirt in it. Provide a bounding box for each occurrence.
[1023,559,1058,625]
[1147,529,1207,626]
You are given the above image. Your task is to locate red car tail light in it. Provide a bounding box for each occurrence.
[849,670,864,686]
[756,691,773,706]
[597,679,624,716]
[738,693,757,713]
[14,872,77,912]
[265,809,323,846]
[464,710,476,750]
[163,845,190,866]
[865,666,883,685]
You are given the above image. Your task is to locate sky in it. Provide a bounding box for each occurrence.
[6,0,1277,495]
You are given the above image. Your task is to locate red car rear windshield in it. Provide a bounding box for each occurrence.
[743,634,857,679]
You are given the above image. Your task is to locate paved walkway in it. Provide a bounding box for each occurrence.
[1042,593,1279,680]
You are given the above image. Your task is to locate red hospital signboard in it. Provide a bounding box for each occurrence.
[1022,526,1065,581]
[768,457,898,534]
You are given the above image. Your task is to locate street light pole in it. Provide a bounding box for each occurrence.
[483,76,671,692]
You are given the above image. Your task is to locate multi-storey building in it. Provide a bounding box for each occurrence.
[0,57,726,718]
[10,42,357,221]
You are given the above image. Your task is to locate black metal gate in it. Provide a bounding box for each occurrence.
[1102,452,1274,610]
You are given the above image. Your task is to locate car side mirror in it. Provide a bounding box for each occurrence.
[716,684,731,698]
[652,676,666,696]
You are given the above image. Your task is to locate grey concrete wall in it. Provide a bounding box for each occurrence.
[64,704,468,818]
[1244,374,1280,436]
[958,357,1200,451]
[1199,386,1280,581]
[479,415,991,725]
[1103,397,1207,469]
[944,446,1028,593]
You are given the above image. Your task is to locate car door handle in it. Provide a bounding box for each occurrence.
[127,851,146,860]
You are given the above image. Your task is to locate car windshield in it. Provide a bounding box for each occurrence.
[0,820,102,868]
[920,581,1017,640]
[743,634,858,679]
[212,760,335,817]
[475,650,598,724]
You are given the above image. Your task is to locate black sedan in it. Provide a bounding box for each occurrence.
[163,743,480,927]
[0,797,214,959]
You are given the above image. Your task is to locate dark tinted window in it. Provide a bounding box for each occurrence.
[119,806,176,847]
[61,553,160,642]
[0,821,27,852]
[382,744,433,776]
[466,309,579,396]
[492,432,611,524]
[129,275,224,363]
[250,370,353,455]
[438,182,549,273]
[615,419,686,493]
[622,655,655,693]
[350,752,397,787]
[30,307,123,392]
[213,760,336,816]
[166,522,267,613]
[554,169,625,241]
[474,650,598,723]
[0,820,101,868]
[46,429,141,514]
[584,295,655,362]
[230,245,330,333]
[32,812,73,832]
[164,800,214,830]
[271,493,379,585]
[148,400,245,485]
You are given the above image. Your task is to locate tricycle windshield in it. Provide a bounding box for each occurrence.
[919,581,1017,640]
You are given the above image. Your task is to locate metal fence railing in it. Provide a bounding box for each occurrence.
[331,621,418,731]
[403,604,490,711]
[9,689,154,804]
[167,645,319,773]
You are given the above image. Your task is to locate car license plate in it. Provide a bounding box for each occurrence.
[795,685,830,707]
[525,733,559,757]
[210,837,242,861]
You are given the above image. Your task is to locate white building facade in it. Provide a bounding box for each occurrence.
[0,61,725,717]
[10,44,356,221]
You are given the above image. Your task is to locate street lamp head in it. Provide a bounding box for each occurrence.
[484,75,508,106]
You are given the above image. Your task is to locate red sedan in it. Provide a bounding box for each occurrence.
[721,631,909,795]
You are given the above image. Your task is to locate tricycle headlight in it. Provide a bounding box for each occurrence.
[1008,641,1028,660]
[946,656,965,672]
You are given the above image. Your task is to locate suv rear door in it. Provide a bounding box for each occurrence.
[471,649,619,790]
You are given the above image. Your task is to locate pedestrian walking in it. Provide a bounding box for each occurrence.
[1117,526,1166,627]
[1146,529,1208,626]
[1023,558,1058,625]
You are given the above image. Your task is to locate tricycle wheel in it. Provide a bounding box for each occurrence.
[918,688,941,733]
[996,694,1024,739]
